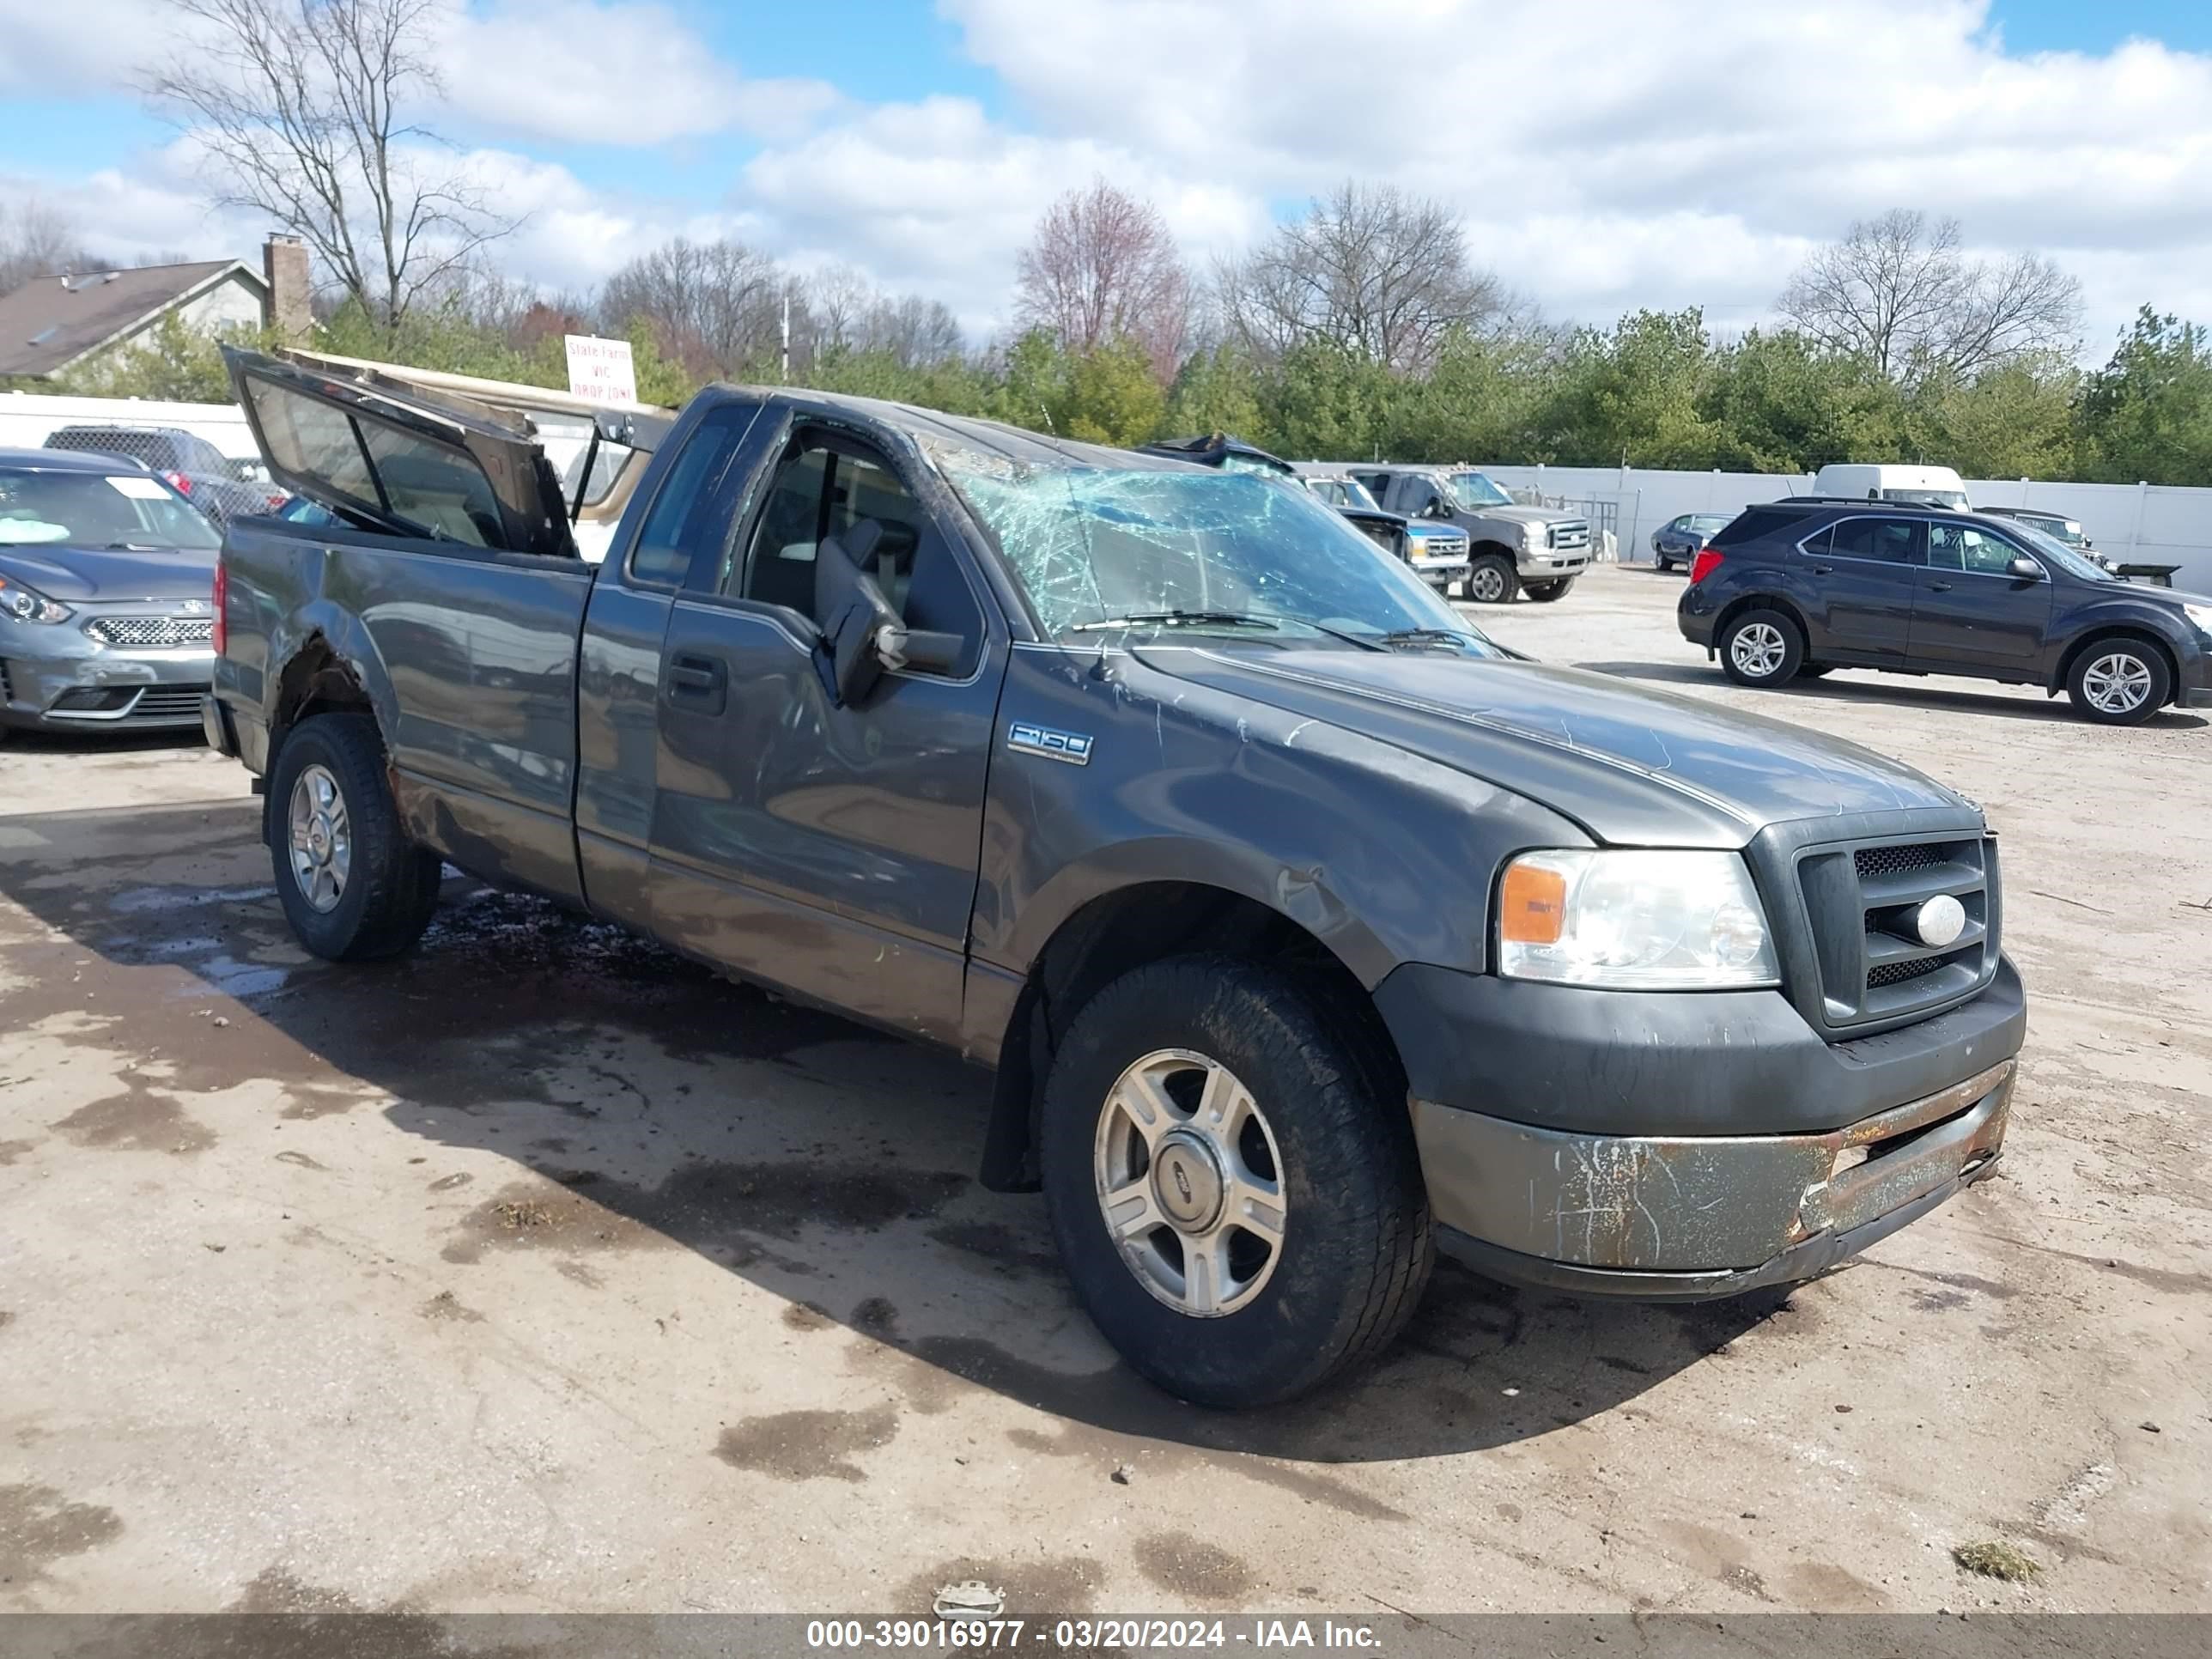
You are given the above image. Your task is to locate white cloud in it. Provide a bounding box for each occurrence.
[428,2,837,146]
[0,0,831,145]
[9,0,2212,351]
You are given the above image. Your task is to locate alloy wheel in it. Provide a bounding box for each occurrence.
[287,763,352,913]
[2081,652,2154,716]
[1729,621,1787,679]
[1092,1048,1285,1318]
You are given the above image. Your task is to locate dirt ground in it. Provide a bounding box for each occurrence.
[1,563,2206,1620]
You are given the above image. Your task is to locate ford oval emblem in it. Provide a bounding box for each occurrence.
[1912,894,1967,948]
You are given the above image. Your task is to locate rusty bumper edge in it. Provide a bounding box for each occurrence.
[1412,1059,2014,1277]
[1435,1158,2000,1302]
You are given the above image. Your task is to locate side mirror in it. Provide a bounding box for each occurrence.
[813,521,897,706]
[2008,556,2042,580]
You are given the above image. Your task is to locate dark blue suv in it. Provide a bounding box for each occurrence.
[1677,499,2212,725]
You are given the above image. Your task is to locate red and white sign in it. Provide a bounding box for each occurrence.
[563,334,638,408]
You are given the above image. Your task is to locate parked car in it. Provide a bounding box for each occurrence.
[42,424,283,529]
[1650,513,1734,572]
[1677,498,2212,724]
[1809,463,1971,509]
[1978,506,2100,561]
[206,346,2027,1408]
[0,447,221,740]
[1303,473,1471,594]
[1351,465,1588,604]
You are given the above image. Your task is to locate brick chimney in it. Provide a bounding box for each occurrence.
[263,233,312,342]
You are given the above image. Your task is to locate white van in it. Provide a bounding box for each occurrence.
[1810,463,1970,508]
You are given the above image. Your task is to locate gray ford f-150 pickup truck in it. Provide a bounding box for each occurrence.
[204,347,2025,1409]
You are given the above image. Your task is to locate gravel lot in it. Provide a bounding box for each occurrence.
[2,564,2206,1619]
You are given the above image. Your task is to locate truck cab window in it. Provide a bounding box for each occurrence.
[738,441,927,619]
[628,405,753,586]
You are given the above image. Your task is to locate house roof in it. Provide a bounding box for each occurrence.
[0,258,267,378]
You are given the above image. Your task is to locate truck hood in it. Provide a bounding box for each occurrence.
[1131,645,1969,848]
[0,544,216,604]
[1469,502,1581,528]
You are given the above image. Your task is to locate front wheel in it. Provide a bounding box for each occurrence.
[1040,956,1432,1408]
[2068,641,2168,725]
[1522,577,1577,604]
[1465,553,1518,605]
[269,714,443,960]
[1718,609,1804,688]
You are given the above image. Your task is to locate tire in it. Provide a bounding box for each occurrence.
[1718,608,1804,688]
[2067,640,2169,726]
[1466,552,1518,605]
[1039,955,1432,1408]
[268,713,442,960]
[1523,577,1576,604]
[1653,554,1674,573]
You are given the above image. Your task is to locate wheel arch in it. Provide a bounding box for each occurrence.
[976,879,1405,1193]
[1714,591,1810,645]
[2051,626,2181,702]
[262,607,398,842]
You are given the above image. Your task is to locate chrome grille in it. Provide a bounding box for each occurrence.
[84,616,214,649]
[1547,521,1591,550]
[1796,834,1997,1029]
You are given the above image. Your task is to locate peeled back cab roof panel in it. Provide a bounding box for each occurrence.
[222,345,579,560]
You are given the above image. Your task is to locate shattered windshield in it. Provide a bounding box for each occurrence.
[937,451,1496,649]
[1448,471,1515,508]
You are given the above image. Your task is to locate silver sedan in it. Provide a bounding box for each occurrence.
[0,449,221,741]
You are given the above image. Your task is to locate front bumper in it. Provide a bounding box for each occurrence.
[1518,551,1589,576]
[1412,557,1470,591]
[1378,958,2026,1297]
[0,615,214,732]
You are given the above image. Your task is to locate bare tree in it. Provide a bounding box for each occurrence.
[0,199,104,294]
[145,0,517,332]
[1214,181,1503,373]
[598,237,785,380]
[1015,179,1190,378]
[1778,210,2081,381]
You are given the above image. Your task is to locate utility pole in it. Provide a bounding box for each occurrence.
[780,293,791,384]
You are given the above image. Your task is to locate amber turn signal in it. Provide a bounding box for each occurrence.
[1498,860,1568,945]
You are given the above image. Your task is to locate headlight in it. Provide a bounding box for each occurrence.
[1517,522,1544,548]
[0,575,73,624]
[2184,602,2212,639]
[1498,849,1780,989]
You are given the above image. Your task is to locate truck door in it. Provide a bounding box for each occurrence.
[574,399,781,930]
[645,420,1007,1044]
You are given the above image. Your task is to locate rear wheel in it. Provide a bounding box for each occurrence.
[1718,609,1804,688]
[269,714,442,960]
[1040,955,1431,1408]
[2067,641,2168,725]
[1466,553,1518,605]
[1653,553,1674,573]
[1522,577,1576,603]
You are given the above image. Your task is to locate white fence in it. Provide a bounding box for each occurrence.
[0,392,257,462]
[1468,463,2212,590]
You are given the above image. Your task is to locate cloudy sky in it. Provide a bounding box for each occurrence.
[2,0,2209,355]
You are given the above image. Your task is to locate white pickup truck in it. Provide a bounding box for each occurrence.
[1352,465,1590,605]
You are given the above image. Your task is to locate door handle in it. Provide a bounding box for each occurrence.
[665,653,727,711]
[1810,564,1833,575]
[1928,580,1954,592]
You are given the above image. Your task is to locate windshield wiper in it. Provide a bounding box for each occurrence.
[1375,628,1479,649]
[1071,610,1279,634]
[105,542,166,550]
